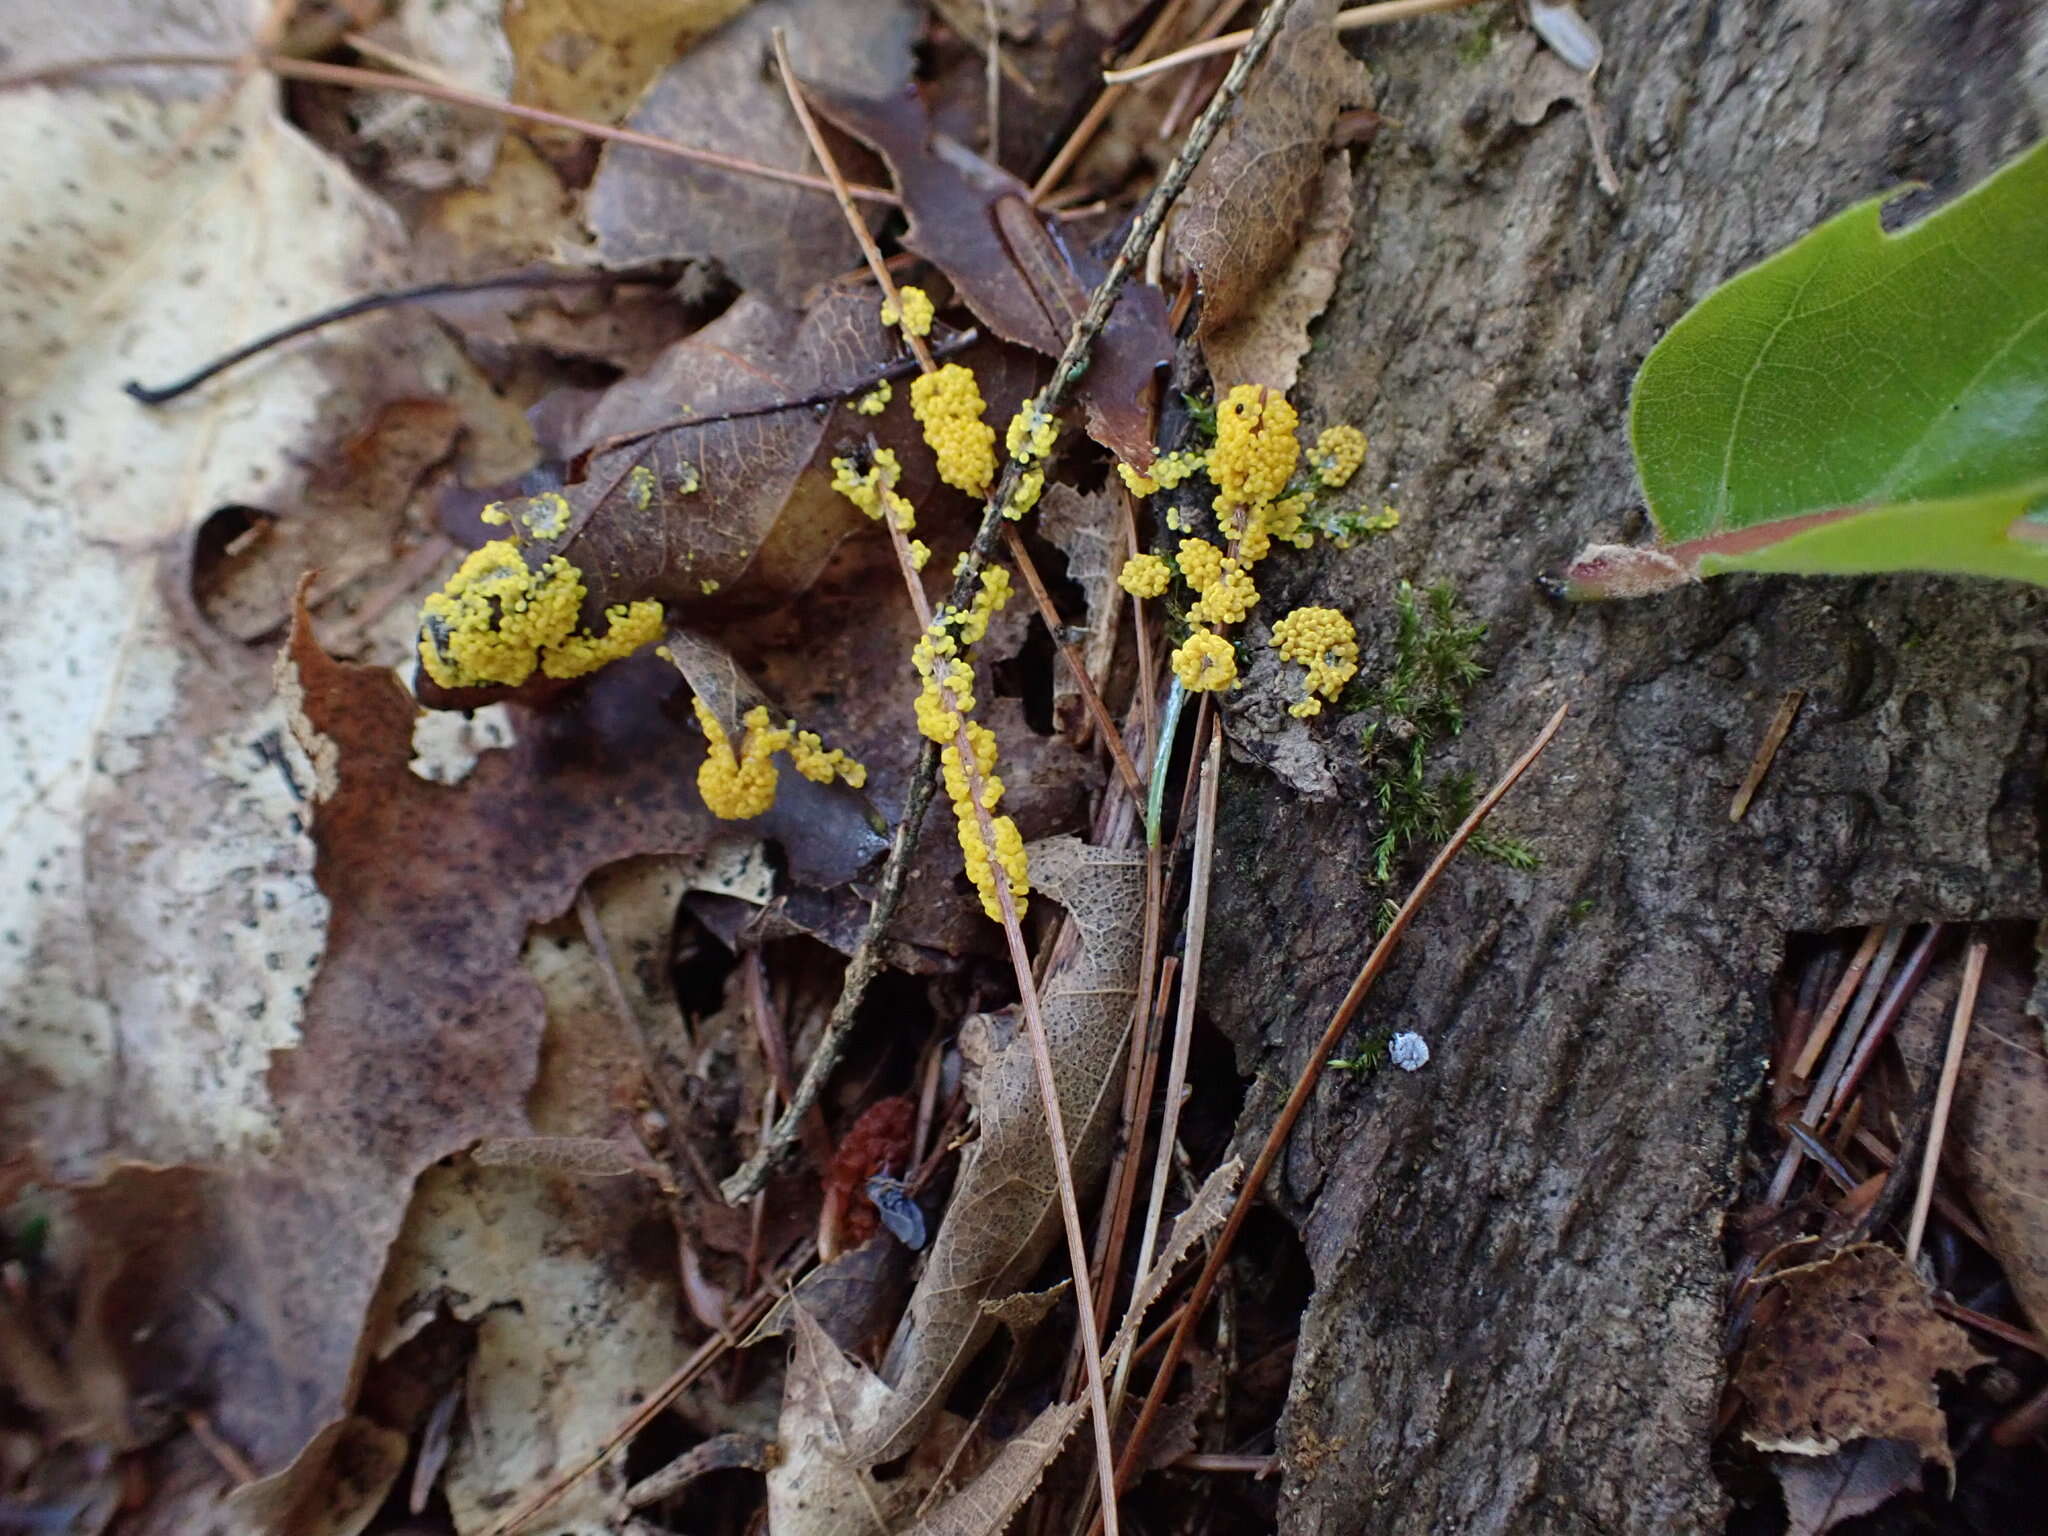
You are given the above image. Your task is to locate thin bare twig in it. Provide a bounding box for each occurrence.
[1,51,902,204]
[1790,924,1885,1081]
[1107,703,1569,1506]
[1906,938,1986,1260]
[1729,689,1804,822]
[124,269,660,405]
[1102,0,1485,84]
[727,0,1300,1200]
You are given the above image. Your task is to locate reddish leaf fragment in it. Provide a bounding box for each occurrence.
[808,84,1169,464]
[819,1095,917,1260]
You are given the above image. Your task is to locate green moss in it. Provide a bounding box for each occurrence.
[1356,582,1539,917]
[1457,10,1499,63]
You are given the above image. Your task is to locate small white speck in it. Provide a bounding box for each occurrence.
[1390,1032,1430,1072]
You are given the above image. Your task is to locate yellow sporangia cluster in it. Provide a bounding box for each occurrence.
[1117,552,1171,598]
[1269,605,1359,717]
[1171,628,1237,691]
[691,698,867,821]
[831,447,915,530]
[1116,449,1204,499]
[1311,425,1367,488]
[910,364,996,496]
[854,380,892,416]
[1104,386,1384,701]
[1209,384,1301,519]
[881,285,934,338]
[1001,395,1058,519]
[417,539,664,690]
[911,568,1028,921]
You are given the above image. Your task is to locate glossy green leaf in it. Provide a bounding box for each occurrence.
[1564,137,2048,597]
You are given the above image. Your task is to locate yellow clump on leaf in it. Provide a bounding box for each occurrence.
[1209,384,1300,518]
[693,700,789,820]
[910,363,996,497]
[417,539,662,690]
[1171,627,1238,691]
[1270,605,1359,717]
[790,730,868,788]
[691,699,866,819]
[1117,553,1171,598]
[1116,448,1205,498]
[1311,424,1367,488]
[881,284,935,337]
[853,379,892,416]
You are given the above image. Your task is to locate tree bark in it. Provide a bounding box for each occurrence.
[1203,3,2048,1531]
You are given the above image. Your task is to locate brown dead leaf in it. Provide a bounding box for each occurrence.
[1773,1437,1923,1536]
[195,400,464,645]
[1734,1245,1985,1475]
[1171,0,1371,343]
[1956,1008,2048,1338]
[864,837,1146,1462]
[55,605,770,1504]
[808,85,1171,464]
[584,0,918,306]
[1199,155,1355,396]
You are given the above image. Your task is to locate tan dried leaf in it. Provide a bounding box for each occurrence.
[1172,0,1372,340]
[1735,1245,1984,1473]
[1956,1009,2048,1337]
[899,1397,1088,1536]
[766,1302,921,1536]
[1199,155,1355,396]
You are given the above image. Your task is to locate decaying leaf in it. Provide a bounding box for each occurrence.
[766,1302,925,1536]
[1171,0,1371,342]
[1773,1437,1924,1536]
[585,0,918,306]
[1109,1157,1244,1365]
[809,84,1171,464]
[865,837,1147,1461]
[1734,1245,1984,1475]
[1198,156,1355,396]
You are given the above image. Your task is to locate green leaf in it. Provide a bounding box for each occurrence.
[1563,137,2048,597]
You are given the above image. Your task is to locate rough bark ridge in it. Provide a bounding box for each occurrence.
[1201,3,2048,1531]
